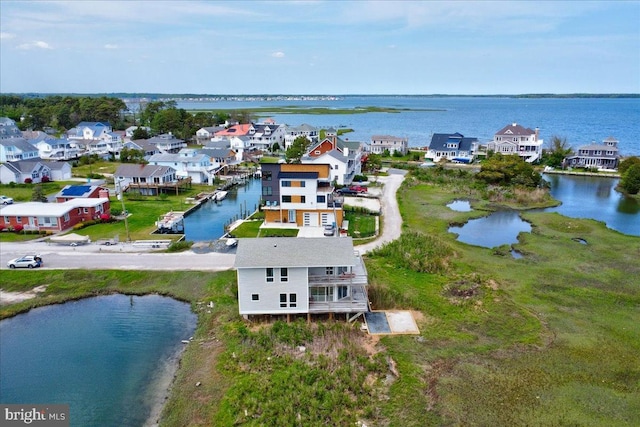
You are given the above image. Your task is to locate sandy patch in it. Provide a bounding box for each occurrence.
[0,285,48,305]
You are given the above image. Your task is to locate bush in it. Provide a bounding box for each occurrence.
[13,224,24,233]
[41,176,51,183]
[166,240,193,252]
[24,178,32,184]
[352,174,368,182]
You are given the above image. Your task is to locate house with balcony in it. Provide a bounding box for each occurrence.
[67,121,123,157]
[148,148,219,185]
[564,137,621,170]
[114,164,190,196]
[0,198,110,232]
[284,123,319,150]
[247,123,286,151]
[234,237,369,318]
[146,133,186,153]
[0,138,41,162]
[195,126,225,144]
[261,163,342,227]
[31,137,81,161]
[425,132,480,163]
[487,122,543,163]
[369,135,408,156]
[123,139,161,160]
[301,128,363,186]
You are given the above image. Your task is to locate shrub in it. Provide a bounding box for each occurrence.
[100,213,111,221]
[24,178,32,184]
[13,224,24,233]
[41,176,51,183]
[352,174,368,182]
[166,240,193,252]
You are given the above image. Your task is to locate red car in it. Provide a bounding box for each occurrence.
[349,185,368,193]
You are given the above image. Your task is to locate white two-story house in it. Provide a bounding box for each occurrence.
[284,123,319,150]
[301,129,363,185]
[487,123,543,163]
[369,135,409,156]
[148,148,219,184]
[234,237,369,319]
[425,132,480,163]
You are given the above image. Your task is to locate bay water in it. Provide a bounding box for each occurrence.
[0,294,197,427]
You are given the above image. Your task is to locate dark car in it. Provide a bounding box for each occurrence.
[337,188,358,195]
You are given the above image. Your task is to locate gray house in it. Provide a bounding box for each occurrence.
[565,137,621,170]
[234,237,369,319]
[0,160,51,184]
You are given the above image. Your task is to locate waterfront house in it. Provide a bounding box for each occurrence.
[148,148,219,185]
[284,123,319,150]
[369,135,409,156]
[234,237,369,318]
[487,123,543,163]
[114,164,188,196]
[564,137,621,170]
[247,123,286,151]
[425,132,480,163]
[31,137,81,161]
[261,163,343,227]
[301,128,363,185]
[195,126,225,144]
[0,197,110,232]
[0,138,41,162]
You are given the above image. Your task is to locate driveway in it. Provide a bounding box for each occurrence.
[0,169,406,272]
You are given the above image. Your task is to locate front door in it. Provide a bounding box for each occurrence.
[288,209,296,224]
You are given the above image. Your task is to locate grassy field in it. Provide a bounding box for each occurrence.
[1,168,639,426]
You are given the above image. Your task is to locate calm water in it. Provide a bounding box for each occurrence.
[178,96,640,155]
[448,210,532,248]
[544,174,640,236]
[447,200,472,212]
[184,177,262,241]
[0,295,197,427]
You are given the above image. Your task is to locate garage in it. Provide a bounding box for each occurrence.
[321,213,335,226]
[303,212,318,226]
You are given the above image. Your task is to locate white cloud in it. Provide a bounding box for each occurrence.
[104,44,118,49]
[0,32,16,40]
[271,51,285,58]
[17,40,53,50]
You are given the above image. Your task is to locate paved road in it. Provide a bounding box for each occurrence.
[0,169,406,272]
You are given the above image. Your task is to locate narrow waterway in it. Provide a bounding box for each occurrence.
[183,178,262,241]
[0,295,197,427]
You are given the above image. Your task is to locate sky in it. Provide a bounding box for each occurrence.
[1,0,639,95]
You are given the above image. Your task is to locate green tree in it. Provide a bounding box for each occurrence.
[285,136,311,163]
[618,156,640,175]
[477,153,542,187]
[131,127,150,140]
[31,184,47,202]
[544,136,572,168]
[619,163,640,194]
[363,153,382,173]
[120,147,146,164]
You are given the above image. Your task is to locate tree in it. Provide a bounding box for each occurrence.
[132,127,150,140]
[618,156,640,175]
[285,136,311,163]
[120,147,146,164]
[477,153,542,187]
[31,184,47,202]
[620,164,640,194]
[544,136,572,168]
[363,153,382,173]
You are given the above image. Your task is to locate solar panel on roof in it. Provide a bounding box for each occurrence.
[61,185,91,196]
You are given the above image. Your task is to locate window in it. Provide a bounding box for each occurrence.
[262,186,273,196]
[289,293,297,308]
[266,268,274,282]
[252,294,259,301]
[262,171,272,181]
[300,181,306,187]
[281,268,288,282]
[326,267,334,275]
[64,213,70,222]
[317,195,326,203]
[16,216,22,224]
[300,196,306,203]
[282,180,291,187]
[282,195,292,203]
[83,208,89,214]
[280,293,287,308]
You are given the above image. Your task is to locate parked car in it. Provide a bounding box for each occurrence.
[336,188,358,195]
[323,224,335,236]
[7,255,42,269]
[0,195,14,205]
[349,185,368,193]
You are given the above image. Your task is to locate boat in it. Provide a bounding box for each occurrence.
[155,211,185,233]
[213,190,228,201]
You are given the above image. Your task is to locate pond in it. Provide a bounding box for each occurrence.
[448,210,532,248]
[544,174,640,236]
[184,177,262,241]
[446,200,472,212]
[0,294,197,427]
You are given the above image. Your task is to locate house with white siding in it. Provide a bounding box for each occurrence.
[234,237,369,319]
[487,123,543,163]
[148,148,219,184]
[369,135,408,156]
[301,129,363,185]
[0,138,41,162]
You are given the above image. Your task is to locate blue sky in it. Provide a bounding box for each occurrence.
[1,0,639,94]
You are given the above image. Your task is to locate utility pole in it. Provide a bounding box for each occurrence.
[118,179,131,242]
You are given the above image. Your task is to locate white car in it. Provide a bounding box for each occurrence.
[0,195,14,205]
[7,255,42,269]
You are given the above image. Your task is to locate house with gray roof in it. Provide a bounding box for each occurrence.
[195,126,225,144]
[0,159,51,184]
[284,123,319,150]
[148,148,218,184]
[114,164,181,196]
[0,138,41,162]
[425,132,480,163]
[487,122,543,163]
[564,137,621,170]
[146,133,186,153]
[0,117,23,139]
[369,135,408,156]
[247,123,285,151]
[234,237,369,318]
[124,139,160,160]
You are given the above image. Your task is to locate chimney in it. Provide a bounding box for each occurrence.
[535,127,539,141]
[99,188,110,199]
